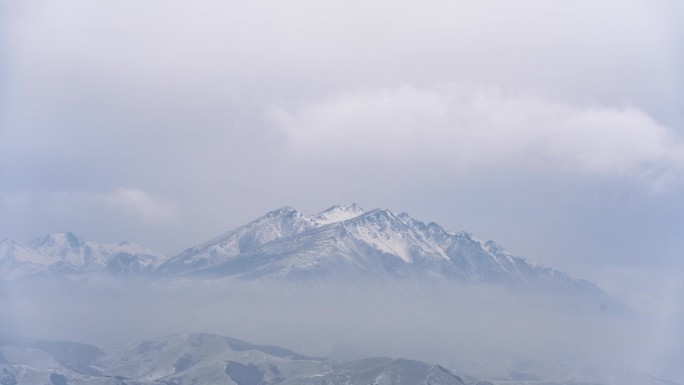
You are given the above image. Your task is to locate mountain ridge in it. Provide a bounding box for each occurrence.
[0,204,613,308]
[0,332,492,385]
[1,232,164,278]
[158,205,601,299]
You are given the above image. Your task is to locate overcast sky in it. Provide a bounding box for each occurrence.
[1,0,683,293]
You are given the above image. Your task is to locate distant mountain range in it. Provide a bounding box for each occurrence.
[1,204,609,301]
[0,332,675,385]
[0,332,492,385]
[0,232,162,279]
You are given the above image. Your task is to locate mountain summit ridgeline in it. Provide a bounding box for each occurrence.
[1,204,610,303]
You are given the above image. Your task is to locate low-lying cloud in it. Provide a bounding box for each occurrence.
[2,277,681,382]
[273,85,684,189]
[88,188,180,224]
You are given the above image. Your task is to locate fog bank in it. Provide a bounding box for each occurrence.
[2,277,679,381]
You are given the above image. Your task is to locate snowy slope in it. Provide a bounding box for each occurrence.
[310,203,365,226]
[27,231,165,275]
[0,239,55,279]
[157,206,313,274]
[1,204,612,302]
[160,205,605,299]
[0,233,166,280]
[28,232,109,268]
[157,204,364,275]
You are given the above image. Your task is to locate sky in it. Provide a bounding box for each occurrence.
[1,0,683,294]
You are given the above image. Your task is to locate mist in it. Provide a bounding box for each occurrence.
[2,276,678,381]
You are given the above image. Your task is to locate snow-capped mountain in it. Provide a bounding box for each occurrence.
[28,231,110,269]
[157,206,315,274]
[0,232,165,279]
[156,204,366,275]
[0,238,55,279]
[0,205,612,303]
[30,231,164,275]
[0,333,491,385]
[309,203,365,226]
[158,205,604,297]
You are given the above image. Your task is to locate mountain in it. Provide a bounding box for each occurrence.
[29,232,164,276]
[0,333,491,385]
[0,205,614,306]
[156,205,364,275]
[0,238,55,279]
[28,232,110,270]
[0,233,165,280]
[158,205,605,298]
[156,206,315,275]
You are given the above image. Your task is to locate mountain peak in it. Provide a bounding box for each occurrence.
[0,238,54,267]
[310,204,365,226]
[354,208,400,223]
[265,206,300,219]
[26,231,161,271]
[0,238,19,247]
[324,203,364,213]
[28,231,84,247]
[1,238,34,252]
[63,231,82,245]
[27,231,100,267]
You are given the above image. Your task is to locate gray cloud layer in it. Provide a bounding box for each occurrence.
[272,84,684,186]
[3,278,682,381]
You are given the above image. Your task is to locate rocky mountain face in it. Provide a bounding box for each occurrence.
[0,333,491,385]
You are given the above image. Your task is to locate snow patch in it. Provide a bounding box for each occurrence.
[309,204,365,226]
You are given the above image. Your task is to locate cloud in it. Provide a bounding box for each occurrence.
[89,188,180,224]
[272,85,684,188]
[0,188,182,252]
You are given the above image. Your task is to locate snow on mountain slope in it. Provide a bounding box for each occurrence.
[28,232,165,273]
[0,204,611,301]
[0,239,54,267]
[310,203,365,226]
[227,208,476,279]
[280,358,486,385]
[29,232,166,276]
[0,233,166,280]
[157,205,362,275]
[28,232,110,269]
[165,205,602,298]
[157,206,310,274]
[0,333,492,385]
[0,239,55,279]
[1,204,581,291]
